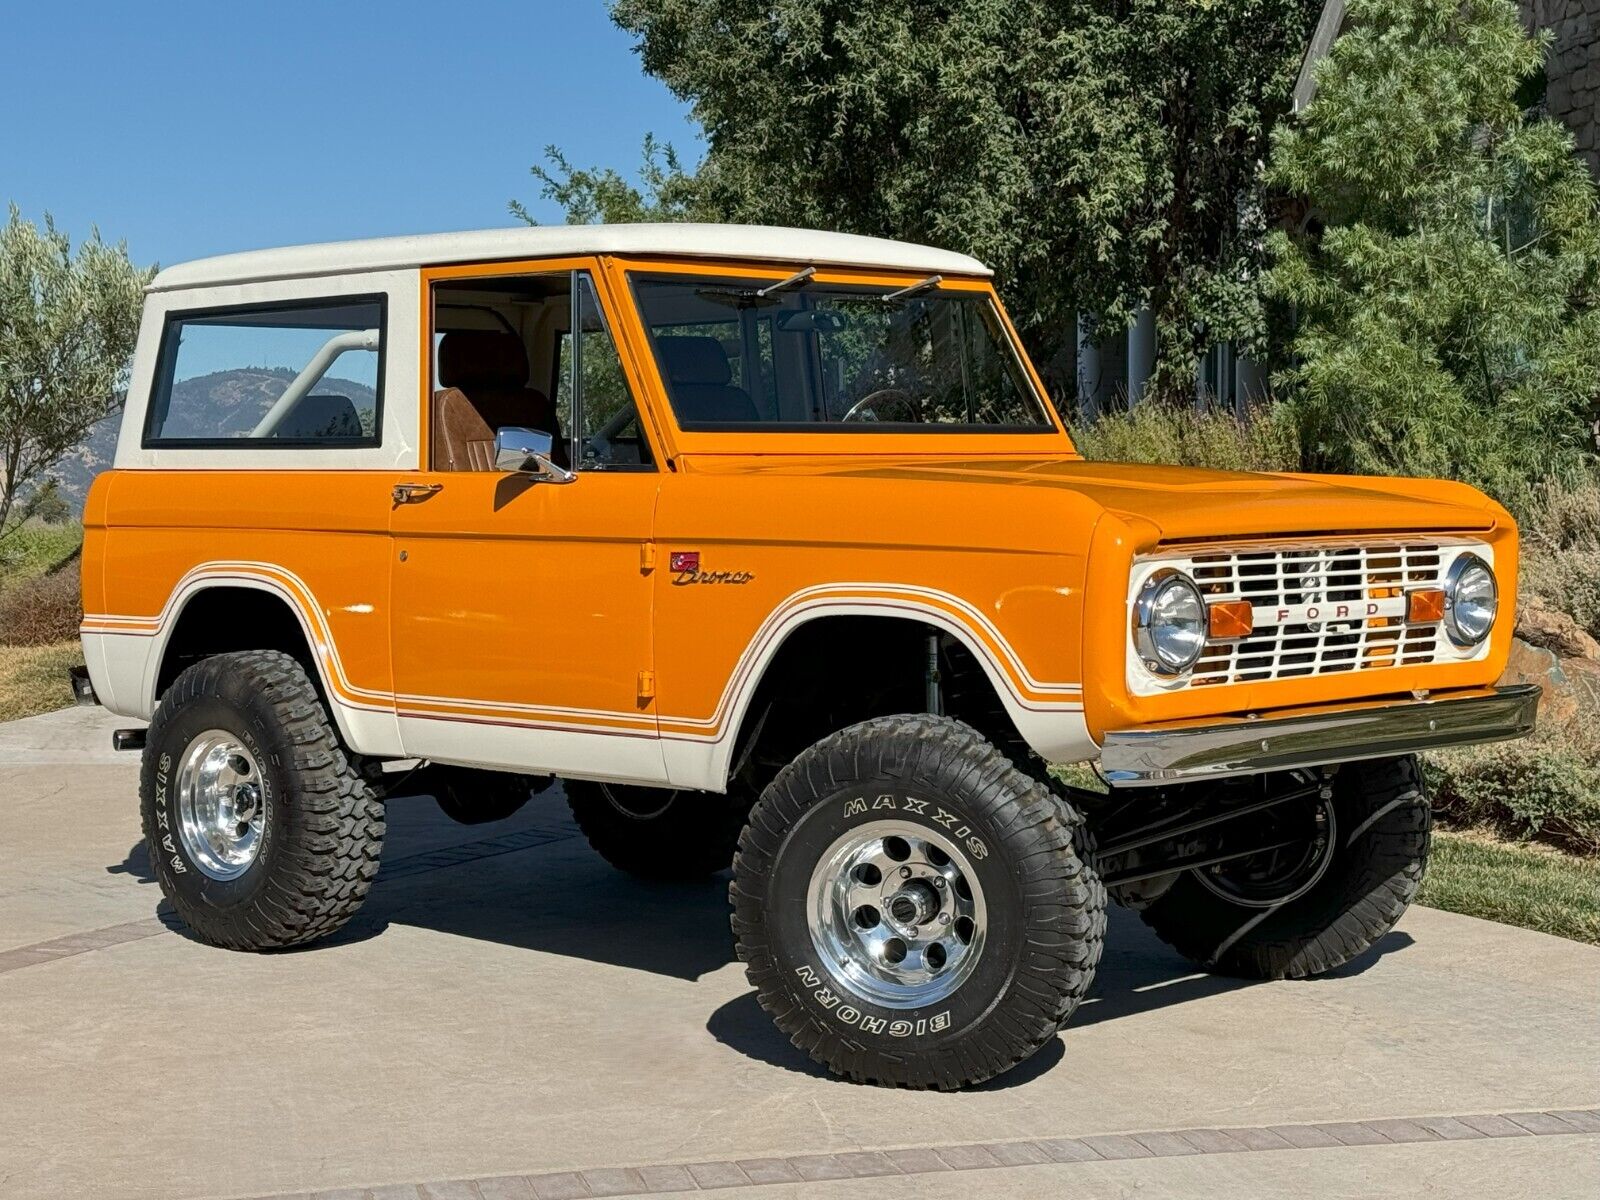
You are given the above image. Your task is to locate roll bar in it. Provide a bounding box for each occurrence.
[250,328,381,438]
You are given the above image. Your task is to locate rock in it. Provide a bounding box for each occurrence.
[1515,599,1600,660]
[1501,638,1574,721]
[1500,637,1600,725]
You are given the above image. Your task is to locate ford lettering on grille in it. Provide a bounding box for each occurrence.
[1128,539,1492,695]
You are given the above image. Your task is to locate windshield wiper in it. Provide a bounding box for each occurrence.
[696,266,816,308]
[880,274,943,303]
[755,266,816,297]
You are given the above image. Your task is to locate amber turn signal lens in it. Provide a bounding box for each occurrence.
[1207,600,1254,640]
[1407,588,1446,623]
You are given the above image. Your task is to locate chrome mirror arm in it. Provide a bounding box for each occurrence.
[493,427,575,484]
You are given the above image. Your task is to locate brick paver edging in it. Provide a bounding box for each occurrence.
[242,1109,1599,1199]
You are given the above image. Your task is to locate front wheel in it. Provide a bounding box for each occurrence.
[732,715,1104,1090]
[140,650,385,950]
[1136,755,1430,979]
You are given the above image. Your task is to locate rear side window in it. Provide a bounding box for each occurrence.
[145,297,385,447]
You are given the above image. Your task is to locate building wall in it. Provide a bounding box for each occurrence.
[1524,0,1599,176]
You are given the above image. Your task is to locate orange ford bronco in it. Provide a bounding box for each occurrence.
[78,225,1537,1089]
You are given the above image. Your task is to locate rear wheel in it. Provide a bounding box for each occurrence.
[1135,756,1429,979]
[429,767,538,825]
[565,780,750,878]
[732,715,1104,1089]
[140,650,384,950]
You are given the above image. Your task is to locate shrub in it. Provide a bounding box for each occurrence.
[0,566,81,646]
[1426,712,1600,856]
[1068,402,1302,473]
[1520,475,1600,640]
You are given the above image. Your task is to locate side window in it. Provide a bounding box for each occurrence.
[146,298,383,446]
[555,273,655,470]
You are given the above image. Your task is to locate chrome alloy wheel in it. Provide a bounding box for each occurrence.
[806,819,987,1009]
[175,730,266,881]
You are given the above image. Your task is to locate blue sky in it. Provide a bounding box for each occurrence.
[2,1,700,271]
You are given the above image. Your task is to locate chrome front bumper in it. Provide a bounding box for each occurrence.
[1100,684,1540,787]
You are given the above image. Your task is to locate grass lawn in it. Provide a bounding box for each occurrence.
[0,522,82,577]
[1418,827,1600,946]
[0,641,82,722]
[0,523,86,720]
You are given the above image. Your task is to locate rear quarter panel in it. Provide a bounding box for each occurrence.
[80,470,401,753]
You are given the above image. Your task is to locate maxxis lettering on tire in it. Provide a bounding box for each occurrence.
[841,792,989,860]
[731,714,1105,1090]
[138,650,384,951]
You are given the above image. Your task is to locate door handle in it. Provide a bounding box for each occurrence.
[392,482,443,505]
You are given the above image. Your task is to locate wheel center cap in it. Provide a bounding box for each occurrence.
[886,880,940,928]
[232,784,260,823]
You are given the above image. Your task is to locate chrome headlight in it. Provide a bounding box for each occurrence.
[1443,553,1497,647]
[1134,570,1208,675]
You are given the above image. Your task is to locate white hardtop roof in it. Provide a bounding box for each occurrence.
[148,223,992,292]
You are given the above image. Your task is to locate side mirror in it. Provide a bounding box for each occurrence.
[494,427,575,483]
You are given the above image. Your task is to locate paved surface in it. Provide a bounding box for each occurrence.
[1,706,1597,1200]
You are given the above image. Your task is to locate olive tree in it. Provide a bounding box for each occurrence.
[0,206,148,538]
[1264,0,1600,511]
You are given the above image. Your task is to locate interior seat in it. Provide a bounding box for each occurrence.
[656,336,759,424]
[433,330,566,471]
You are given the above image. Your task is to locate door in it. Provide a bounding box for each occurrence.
[389,267,665,783]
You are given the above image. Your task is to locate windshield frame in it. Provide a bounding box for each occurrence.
[612,260,1075,457]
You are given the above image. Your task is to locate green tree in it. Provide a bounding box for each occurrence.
[1265,0,1600,510]
[521,0,1320,399]
[512,133,712,226]
[26,479,70,526]
[0,206,149,538]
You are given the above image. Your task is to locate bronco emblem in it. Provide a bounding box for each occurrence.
[669,550,754,586]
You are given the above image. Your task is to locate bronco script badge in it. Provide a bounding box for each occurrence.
[669,550,754,586]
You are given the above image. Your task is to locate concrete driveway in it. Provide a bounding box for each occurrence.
[2,706,1596,1200]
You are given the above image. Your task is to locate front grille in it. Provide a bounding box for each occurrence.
[1130,540,1483,694]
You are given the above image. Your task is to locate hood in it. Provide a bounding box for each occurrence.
[685,455,1501,542]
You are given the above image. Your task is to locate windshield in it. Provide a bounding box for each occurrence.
[631,274,1055,432]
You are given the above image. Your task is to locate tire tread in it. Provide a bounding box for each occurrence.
[140,650,384,950]
[732,714,1106,1090]
[1138,756,1429,980]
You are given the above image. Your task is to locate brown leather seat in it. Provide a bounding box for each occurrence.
[432,330,567,471]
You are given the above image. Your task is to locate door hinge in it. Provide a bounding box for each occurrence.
[637,670,656,702]
[640,541,657,573]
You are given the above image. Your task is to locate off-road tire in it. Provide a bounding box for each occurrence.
[565,781,750,878]
[139,650,385,950]
[431,768,536,825]
[1136,755,1430,979]
[731,714,1105,1090]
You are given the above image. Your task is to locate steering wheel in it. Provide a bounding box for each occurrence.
[841,388,921,423]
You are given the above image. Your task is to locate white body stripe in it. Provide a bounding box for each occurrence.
[84,564,1093,790]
